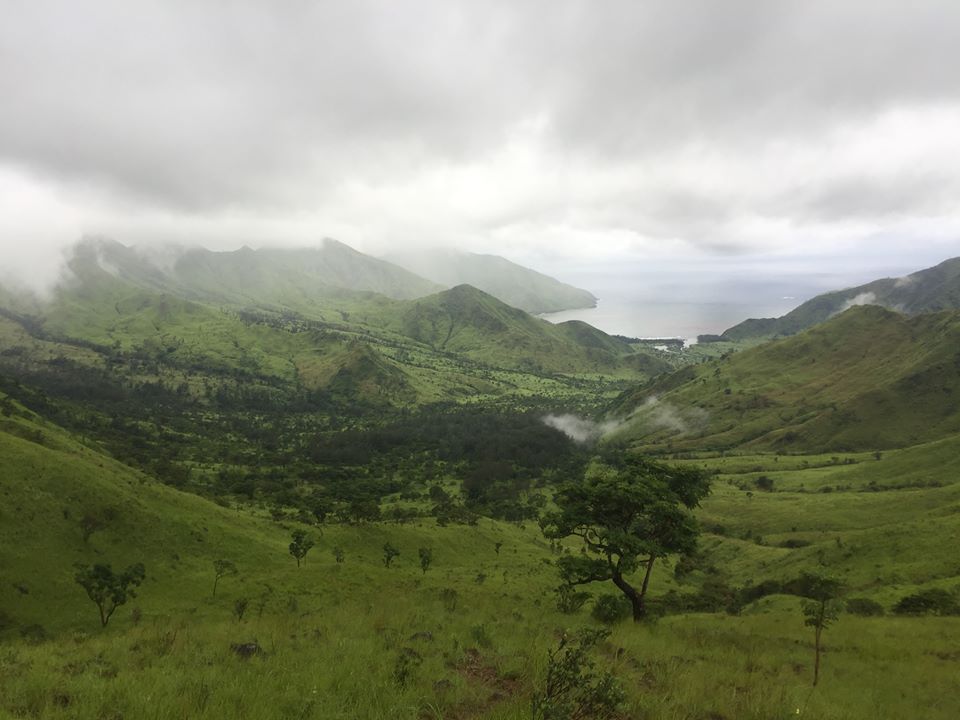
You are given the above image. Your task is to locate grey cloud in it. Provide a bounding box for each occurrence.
[3,0,960,282]
[4,1,960,212]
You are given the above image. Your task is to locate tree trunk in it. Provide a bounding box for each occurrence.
[640,556,656,601]
[612,570,645,622]
[813,625,822,686]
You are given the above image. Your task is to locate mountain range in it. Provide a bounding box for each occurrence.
[721,256,960,340]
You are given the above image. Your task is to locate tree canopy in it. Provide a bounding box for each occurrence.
[74,562,146,627]
[541,454,710,621]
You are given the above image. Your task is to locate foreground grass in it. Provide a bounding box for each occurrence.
[3,605,958,719]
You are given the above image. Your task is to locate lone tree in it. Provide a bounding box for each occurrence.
[212,559,237,597]
[289,530,314,567]
[800,574,843,686]
[74,562,146,627]
[540,454,710,622]
[418,547,433,574]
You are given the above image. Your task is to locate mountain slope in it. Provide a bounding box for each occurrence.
[380,284,668,375]
[722,256,960,340]
[0,391,288,633]
[67,237,442,308]
[614,305,960,452]
[385,248,597,313]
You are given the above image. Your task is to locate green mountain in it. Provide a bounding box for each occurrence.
[67,236,443,307]
[614,305,960,452]
[722,256,960,340]
[384,247,597,313]
[378,284,664,375]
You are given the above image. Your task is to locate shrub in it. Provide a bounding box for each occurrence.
[893,588,960,616]
[591,594,631,625]
[556,585,591,614]
[19,624,48,644]
[531,629,624,720]
[439,588,459,612]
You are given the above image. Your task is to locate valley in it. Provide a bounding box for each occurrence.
[1,242,959,719]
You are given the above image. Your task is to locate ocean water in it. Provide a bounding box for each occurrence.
[536,266,855,340]
[539,296,801,341]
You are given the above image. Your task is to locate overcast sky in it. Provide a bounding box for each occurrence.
[3,0,960,292]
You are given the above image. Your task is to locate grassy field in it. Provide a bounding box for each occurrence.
[2,392,959,719]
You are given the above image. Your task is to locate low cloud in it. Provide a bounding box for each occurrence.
[543,395,708,445]
[633,396,709,437]
[543,414,622,444]
[839,291,878,312]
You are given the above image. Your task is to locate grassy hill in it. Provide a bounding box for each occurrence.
[379,284,666,376]
[613,305,960,452]
[723,256,960,340]
[385,247,597,313]
[2,393,960,719]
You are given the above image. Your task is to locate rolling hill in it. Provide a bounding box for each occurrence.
[613,305,960,452]
[722,256,960,340]
[378,284,666,375]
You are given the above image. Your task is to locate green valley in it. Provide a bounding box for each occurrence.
[1,242,959,720]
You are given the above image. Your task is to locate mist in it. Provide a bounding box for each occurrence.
[544,396,708,446]
[4,2,960,296]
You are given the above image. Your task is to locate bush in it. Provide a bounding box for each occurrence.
[19,624,48,644]
[591,594,631,625]
[556,585,591,614]
[531,629,624,720]
[846,598,885,616]
[439,588,458,612]
[893,588,960,616]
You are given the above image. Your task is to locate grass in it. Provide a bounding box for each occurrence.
[3,397,960,718]
[4,280,960,717]
[616,305,960,453]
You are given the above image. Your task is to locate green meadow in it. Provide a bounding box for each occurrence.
[3,385,960,719]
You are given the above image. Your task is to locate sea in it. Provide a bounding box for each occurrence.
[536,262,895,341]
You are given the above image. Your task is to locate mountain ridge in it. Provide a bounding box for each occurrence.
[721,256,960,340]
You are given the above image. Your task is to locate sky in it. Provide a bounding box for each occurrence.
[3,0,960,294]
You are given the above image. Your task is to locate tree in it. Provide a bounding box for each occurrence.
[212,559,237,597]
[540,454,710,622]
[800,574,843,686]
[74,562,146,627]
[418,547,433,574]
[383,542,400,568]
[289,530,314,567]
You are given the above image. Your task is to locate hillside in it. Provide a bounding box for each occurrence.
[722,256,960,340]
[3,382,960,719]
[66,236,443,308]
[613,305,960,452]
[379,284,667,375]
[385,247,597,313]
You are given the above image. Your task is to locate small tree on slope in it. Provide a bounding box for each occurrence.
[74,562,146,627]
[540,454,710,622]
[801,574,843,686]
[289,530,314,567]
